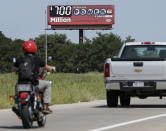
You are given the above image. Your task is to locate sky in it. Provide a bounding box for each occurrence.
[0,0,166,43]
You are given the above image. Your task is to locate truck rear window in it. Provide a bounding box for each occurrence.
[121,45,166,59]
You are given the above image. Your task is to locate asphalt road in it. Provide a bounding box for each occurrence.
[1,97,166,131]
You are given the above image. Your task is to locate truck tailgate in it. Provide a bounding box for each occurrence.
[110,61,166,80]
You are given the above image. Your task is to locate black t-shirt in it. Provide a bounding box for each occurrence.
[14,55,45,84]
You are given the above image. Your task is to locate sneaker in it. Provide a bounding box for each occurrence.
[43,104,53,114]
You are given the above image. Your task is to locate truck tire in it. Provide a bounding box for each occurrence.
[106,90,118,107]
[120,92,131,106]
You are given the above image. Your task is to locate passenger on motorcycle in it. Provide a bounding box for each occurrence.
[12,41,55,114]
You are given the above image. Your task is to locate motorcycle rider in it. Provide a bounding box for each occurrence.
[12,41,55,114]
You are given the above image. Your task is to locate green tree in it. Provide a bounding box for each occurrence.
[75,41,92,73]
[0,32,13,72]
[90,32,123,71]
[124,36,135,43]
[0,30,135,73]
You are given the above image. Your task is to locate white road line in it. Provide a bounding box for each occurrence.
[89,113,166,131]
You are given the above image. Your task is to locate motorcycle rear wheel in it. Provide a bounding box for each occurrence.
[21,105,33,129]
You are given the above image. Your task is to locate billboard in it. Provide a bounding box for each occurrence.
[47,5,115,29]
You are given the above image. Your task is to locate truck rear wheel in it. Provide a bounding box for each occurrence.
[120,92,131,106]
[106,90,118,107]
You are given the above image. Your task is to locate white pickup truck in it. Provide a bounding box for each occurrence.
[104,42,166,107]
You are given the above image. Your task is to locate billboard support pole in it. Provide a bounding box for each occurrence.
[79,29,83,44]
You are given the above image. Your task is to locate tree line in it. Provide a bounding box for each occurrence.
[0,31,135,73]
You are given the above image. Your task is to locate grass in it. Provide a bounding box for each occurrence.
[0,72,105,109]
[0,73,16,109]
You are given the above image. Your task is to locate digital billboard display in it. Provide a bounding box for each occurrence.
[47,5,114,29]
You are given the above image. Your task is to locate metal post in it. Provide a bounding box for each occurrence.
[45,30,47,65]
[45,9,48,65]
[79,29,83,44]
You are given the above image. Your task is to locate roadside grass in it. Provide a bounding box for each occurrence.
[0,73,16,109]
[0,72,105,109]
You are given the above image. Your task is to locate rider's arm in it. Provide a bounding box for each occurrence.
[12,57,21,72]
[44,65,56,71]
[12,59,19,72]
[38,56,56,72]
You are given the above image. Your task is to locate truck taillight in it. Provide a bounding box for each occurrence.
[142,42,155,44]
[104,63,110,77]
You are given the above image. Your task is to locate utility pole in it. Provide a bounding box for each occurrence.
[45,9,48,65]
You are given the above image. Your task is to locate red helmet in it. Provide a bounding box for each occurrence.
[22,41,37,53]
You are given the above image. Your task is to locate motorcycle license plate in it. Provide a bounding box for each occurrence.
[133,82,144,87]
[17,84,32,91]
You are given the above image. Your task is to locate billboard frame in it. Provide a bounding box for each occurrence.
[47,5,115,44]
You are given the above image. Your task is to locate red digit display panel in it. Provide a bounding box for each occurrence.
[48,5,115,26]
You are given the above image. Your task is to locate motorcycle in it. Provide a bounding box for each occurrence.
[11,57,54,128]
[11,83,46,129]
